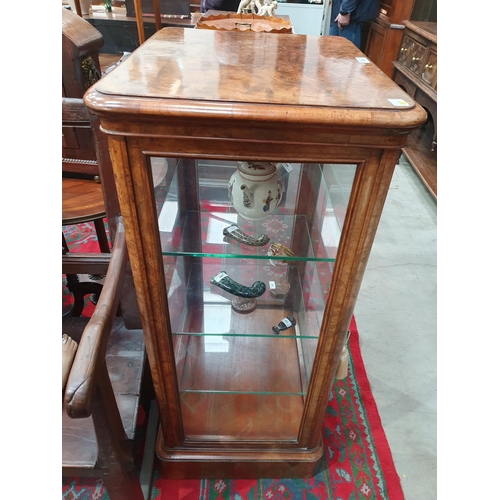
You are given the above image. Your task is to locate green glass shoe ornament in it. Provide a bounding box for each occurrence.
[223,224,270,247]
[210,271,266,298]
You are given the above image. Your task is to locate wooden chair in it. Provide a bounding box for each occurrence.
[62,9,109,254]
[63,223,158,500]
[63,10,113,314]
[131,0,163,45]
[62,97,110,253]
[62,96,112,315]
[63,7,142,326]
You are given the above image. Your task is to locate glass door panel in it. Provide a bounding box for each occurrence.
[149,157,355,442]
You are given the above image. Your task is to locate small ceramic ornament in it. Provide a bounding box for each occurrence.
[237,0,256,13]
[257,0,278,16]
[228,161,284,221]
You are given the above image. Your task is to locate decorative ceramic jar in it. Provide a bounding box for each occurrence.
[228,161,284,220]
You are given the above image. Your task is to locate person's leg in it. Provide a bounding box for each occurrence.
[328,22,361,49]
[329,24,340,36]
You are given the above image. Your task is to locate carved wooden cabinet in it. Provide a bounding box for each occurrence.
[363,0,414,78]
[394,21,437,92]
[393,20,437,198]
[84,28,426,478]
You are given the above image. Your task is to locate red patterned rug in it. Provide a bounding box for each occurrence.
[62,222,107,317]
[62,223,404,500]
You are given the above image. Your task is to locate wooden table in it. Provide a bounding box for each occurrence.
[84,27,426,479]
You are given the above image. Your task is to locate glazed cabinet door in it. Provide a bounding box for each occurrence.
[148,156,356,444]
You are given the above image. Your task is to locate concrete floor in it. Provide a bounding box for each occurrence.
[352,154,437,499]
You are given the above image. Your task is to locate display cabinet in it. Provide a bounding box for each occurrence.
[84,27,426,478]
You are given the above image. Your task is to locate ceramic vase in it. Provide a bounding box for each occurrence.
[228,161,284,221]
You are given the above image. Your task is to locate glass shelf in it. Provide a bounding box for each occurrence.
[160,211,336,262]
[154,158,351,264]
[167,259,321,401]
[166,260,327,339]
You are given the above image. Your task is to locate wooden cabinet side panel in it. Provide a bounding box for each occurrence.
[364,23,386,68]
[365,22,406,78]
[389,0,415,24]
[106,135,185,447]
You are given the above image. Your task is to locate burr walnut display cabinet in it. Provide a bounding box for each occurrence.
[84,27,426,478]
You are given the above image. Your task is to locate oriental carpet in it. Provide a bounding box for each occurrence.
[62,223,404,500]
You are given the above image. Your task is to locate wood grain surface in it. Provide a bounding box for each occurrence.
[93,27,416,109]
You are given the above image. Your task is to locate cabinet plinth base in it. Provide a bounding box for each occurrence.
[155,428,324,479]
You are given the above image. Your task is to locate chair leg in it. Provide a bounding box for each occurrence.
[62,221,109,317]
[94,219,110,253]
[65,275,103,317]
[93,363,145,500]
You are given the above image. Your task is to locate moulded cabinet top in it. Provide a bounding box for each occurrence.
[403,20,437,44]
[86,27,427,130]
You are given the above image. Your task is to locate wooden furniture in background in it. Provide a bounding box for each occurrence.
[195,10,293,32]
[62,8,142,325]
[62,12,110,314]
[62,7,103,97]
[362,0,437,74]
[69,0,84,17]
[84,27,426,478]
[363,0,415,77]
[62,98,109,254]
[125,0,190,18]
[63,225,158,500]
[392,20,437,198]
[62,97,110,316]
[62,8,103,183]
[78,5,194,52]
